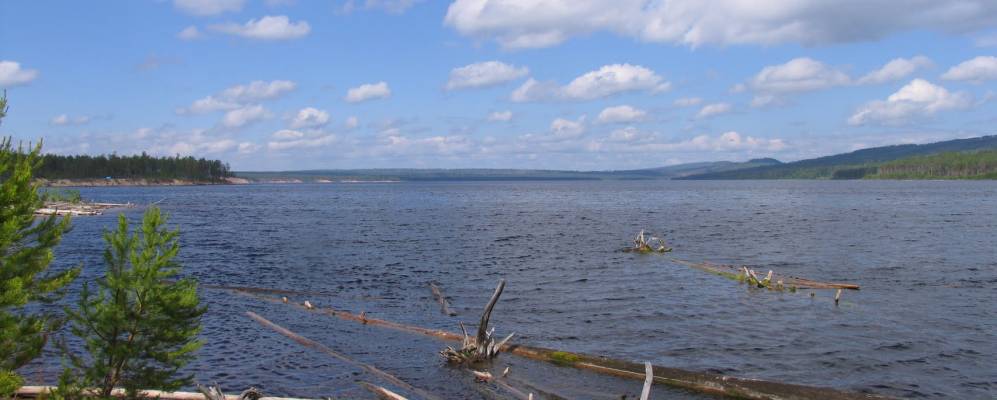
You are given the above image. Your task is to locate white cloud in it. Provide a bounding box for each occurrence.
[211,15,311,40]
[346,81,391,103]
[342,0,423,14]
[345,116,359,129]
[0,60,39,87]
[673,97,702,107]
[238,142,261,154]
[848,79,972,125]
[444,0,997,49]
[272,129,305,139]
[179,80,296,114]
[268,134,336,151]
[750,57,850,93]
[597,105,646,123]
[857,56,932,84]
[177,26,202,40]
[445,61,529,90]
[941,56,997,83]
[221,105,270,128]
[487,110,513,122]
[511,64,669,102]
[289,107,330,129]
[696,102,732,119]
[50,114,91,126]
[174,0,244,16]
[549,116,586,139]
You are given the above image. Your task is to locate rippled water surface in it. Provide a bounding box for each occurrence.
[28,181,997,399]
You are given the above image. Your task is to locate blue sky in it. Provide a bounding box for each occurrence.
[2,0,997,171]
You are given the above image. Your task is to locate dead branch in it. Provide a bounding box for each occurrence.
[358,382,408,400]
[429,282,458,316]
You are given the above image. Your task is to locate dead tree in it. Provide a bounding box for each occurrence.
[441,280,514,364]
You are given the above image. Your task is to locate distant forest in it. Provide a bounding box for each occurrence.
[37,153,233,182]
[872,150,997,179]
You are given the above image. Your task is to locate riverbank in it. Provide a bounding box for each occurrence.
[36,177,248,187]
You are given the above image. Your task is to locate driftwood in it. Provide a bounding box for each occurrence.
[627,230,672,253]
[236,289,893,400]
[358,382,409,400]
[245,311,441,400]
[14,386,305,400]
[668,258,861,290]
[441,280,514,364]
[34,201,133,216]
[468,370,532,400]
[197,384,262,400]
[640,362,653,400]
[429,282,457,316]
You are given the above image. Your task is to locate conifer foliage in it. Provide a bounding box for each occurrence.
[0,93,80,396]
[66,207,205,397]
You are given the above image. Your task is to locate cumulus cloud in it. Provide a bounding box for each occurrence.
[345,116,359,129]
[444,0,997,49]
[445,61,529,90]
[221,105,270,128]
[177,26,202,40]
[0,60,39,86]
[211,15,311,40]
[547,116,586,140]
[50,114,91,126]
[696,102,732,119]
[673,97,702,107]
[178,80,296,115]
[346,81,391,103]
[268,134,336,151]
[511,64,669,102]
[857,56,932,84]
[848,79,971,125]
[487,110,513,121]
[174,0,244,16]
[597,105,646,123]
[746,57,849,106]
[941,56,997,83]
[289,107,330,129]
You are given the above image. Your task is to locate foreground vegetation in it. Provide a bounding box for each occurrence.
[2,93,204,398]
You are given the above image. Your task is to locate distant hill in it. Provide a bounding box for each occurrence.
[680,135,997,180]
[235,158,781,182]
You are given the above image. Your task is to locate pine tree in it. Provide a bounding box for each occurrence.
[66,207,205,397]
[0,94,80,396]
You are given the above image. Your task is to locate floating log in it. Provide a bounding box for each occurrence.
[358,382,409,400]
[235,290,892,400]
[245,311,441,400]
[14,386,307,400]
[668,258,861,290]
[429,282,458,316]
[640,362,653,400]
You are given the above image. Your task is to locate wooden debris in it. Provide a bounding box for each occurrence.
[669,257,860,290]
[34,200,134,216]
[441,280,514,364]
[627,230,672,253]
[358,382,408,400]
[835,288,843,306]
[429,282,458,316]
[303,300,313,309]
[15,386,303,400]
[640,362,653,400]
[245,311,441,400]
[235,288,894,400]
[197,384,262,400]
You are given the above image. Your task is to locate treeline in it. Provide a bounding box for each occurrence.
[37,153,233,182]
[872,150,997,179]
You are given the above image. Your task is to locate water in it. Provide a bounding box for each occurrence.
[27,181,997,399]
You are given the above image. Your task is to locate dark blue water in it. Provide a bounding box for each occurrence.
[26,181,997,399]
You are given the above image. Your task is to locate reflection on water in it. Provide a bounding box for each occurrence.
[29,181,997,399]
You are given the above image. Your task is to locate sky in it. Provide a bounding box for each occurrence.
[2,0,997,171]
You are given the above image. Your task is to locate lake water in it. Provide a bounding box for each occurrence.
[28,181,997,399]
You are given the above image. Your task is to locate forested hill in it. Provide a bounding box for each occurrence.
[680,135,997,179]
[37,153,233,182]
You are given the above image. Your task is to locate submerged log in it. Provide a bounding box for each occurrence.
[668,258,861,290]
[429,282,458,316]
[245,311,442,400]
[236,290,893,400]
[358,382,409,400]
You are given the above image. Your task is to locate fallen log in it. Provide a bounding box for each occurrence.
[236,290,893,400]
[429,282,457,316]
[668,258,861,290]
[14,386,306,400]
[245,311,442,400]
[358,382,409,400]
